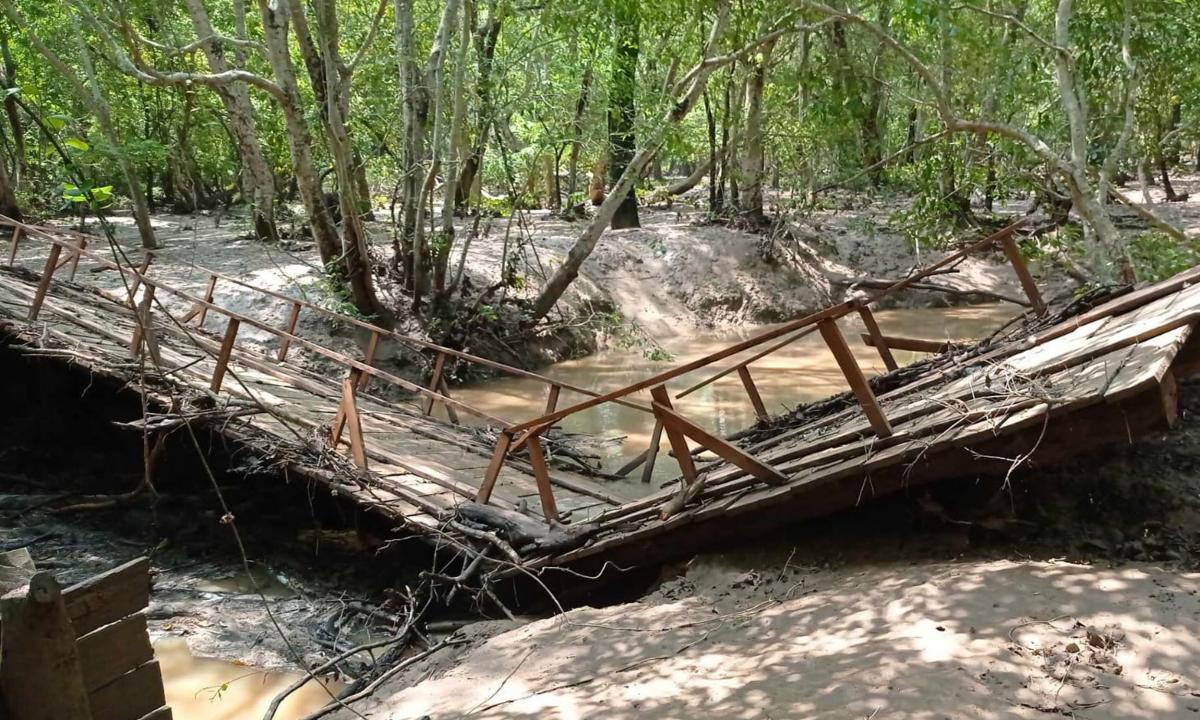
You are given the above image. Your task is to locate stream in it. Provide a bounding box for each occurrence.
[455,304,1015,489]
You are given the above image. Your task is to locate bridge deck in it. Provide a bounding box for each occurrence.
[2,219,1199,582]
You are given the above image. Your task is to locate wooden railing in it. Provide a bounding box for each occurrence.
[472,218,1043,519]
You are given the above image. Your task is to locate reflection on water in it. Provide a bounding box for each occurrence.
[156,638,341,720]
[194,567,296,599]
[454,305,1014,481]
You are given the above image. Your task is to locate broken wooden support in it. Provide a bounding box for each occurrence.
[333,375,368,470]
[128,284,163,366]
[126,254,154,308]
[438,376,461,424]
[358,330,381,390]
[56,235,88,281]
[194,273,218,328]
[422,352,448,415]
[544,383,562,427]
[856,302,898,372]
[817,318,893,437]
[1,572,95,720]
[650,385,698,483]
[210,317,240,393]
[6,226,21,266]
[28,242,62,321]
[641,419,665,483]
[651,401,787,485]
[476,431,514,505]
[277,301,302,361]
[860,333,960,355]
[1000,235,1046,315]
[737,365,770,421]
[525,433,560,521]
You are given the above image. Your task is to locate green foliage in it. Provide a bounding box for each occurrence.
[1129,232,1200,283]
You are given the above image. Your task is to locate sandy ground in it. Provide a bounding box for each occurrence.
[332,557,1199,719]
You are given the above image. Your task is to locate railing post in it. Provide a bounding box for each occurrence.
[476,431,513,505]
[358,330,380,390]
[854,299,898,372]
[999,235,1046,315]
[641,419,665,483]
[817,318,892,437]
[210,317,240,393]
[58,235,87,281]
[128,284,159,363]
[6,226,22,266]
[277,301,302,361]
[195,273,218,328]
[736,365,770,421]
[126,254,153,308]
[422,352,448,415]
[330,374,368,470]
[438,376,461,424]
[525,433,559,521]
[28,242,63,321]
[649,385,697,483]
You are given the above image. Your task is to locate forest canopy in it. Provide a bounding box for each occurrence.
[0,0,1197,324]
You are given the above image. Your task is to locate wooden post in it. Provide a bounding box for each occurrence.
[65,235,88,281]
[0,573,95,720]
[339,376,368,469]
[649,385,697,483]
[525,434,559,521]
[438,376,461,424]
[358,331,381,390]
[128,284,158,362]
[651,402,787,484]
[817,319,893,437]
[195,273,218,328]
[856,303,898,372]
[277,301,302,361]
[640,419,665,484]
[476,432,513,504]
[736,365,770,421]
[126,254,154,308]
[422,352,448,415]
[210,317,240,393]
[6,226,22,266]
[28,242,63,321]
[999,235,1046,315]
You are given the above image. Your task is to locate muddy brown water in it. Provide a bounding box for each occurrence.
[455,305,1015,490]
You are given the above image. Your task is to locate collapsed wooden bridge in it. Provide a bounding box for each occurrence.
[2,215,1198,583]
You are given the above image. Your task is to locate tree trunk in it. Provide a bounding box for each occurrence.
[608,0,640,229]
[435,0,473,298]
[0,143,21,221]
[456,2,503,210]
[0,31,24,190]
[737,29,777,220]
[564,65,593,206]
[185,0,279,243]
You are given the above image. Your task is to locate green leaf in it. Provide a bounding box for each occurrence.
[64,138,89,152]
[46,114,70,131]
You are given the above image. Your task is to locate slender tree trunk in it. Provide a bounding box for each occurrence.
[564,65,593,207]
[737,28,777,220]
[456,2,502,210]
[608,0,640,229]
[184,0,279,243]
[434,0,473,297]
[0,142,21,221]
[0,32,24,190]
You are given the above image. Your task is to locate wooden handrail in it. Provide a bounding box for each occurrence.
[0,216,653,416]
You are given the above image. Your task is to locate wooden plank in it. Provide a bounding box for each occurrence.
[87,660,166,720]
[857,304,898,371]
[341,377,368,470]
[133,709,172,720]
[194,273,217,328]
[525,434,560,521]
[358,330,381,390]
[76,613,154,693]
[63,557,151,637]
[125,255,153,308]
[438,376,461,424]
[860,333,958,354]
[817,318,893,437]
[6,225,20,266]
[652,402,787,484]
[649,385,698,483]
[277,301,302,361]
[737,365,770,421]
[1,573,94,720]
[209,317,240,393]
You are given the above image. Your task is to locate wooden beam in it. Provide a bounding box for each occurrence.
[856,304,898,371]
[277,301,302,361]
[438,376,461,424]
[340,376,368,470]
[860,333,960,355]
[194,273,218,328]
[210,317,240,393]
[544,383,562,416]
[1000,235,1046,315]
[737,365,770,421]
[651,402,787,484]
[641,419,665,483]
[422,352,448,415]
[28,242,62,321]
[87,659,166,720]
[476,432,513,504]
[126,254,153,308]
[128,285,156,359]
[525,434,560,521]
[817,319,893,437]
[6,226,20,266]
[649,385,698,483]
[358,330,381,390]
[1,573,94,720]
[76,613,153,693]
